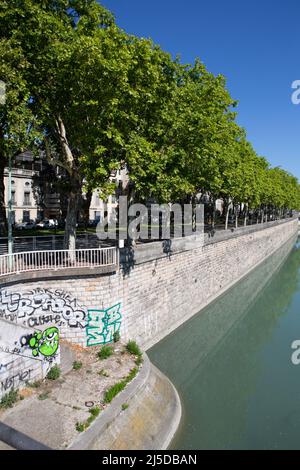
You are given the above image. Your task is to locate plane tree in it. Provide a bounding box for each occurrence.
[1,0,299,247]
[0,38,40,235]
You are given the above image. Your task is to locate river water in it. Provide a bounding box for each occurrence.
[148,236,300,450]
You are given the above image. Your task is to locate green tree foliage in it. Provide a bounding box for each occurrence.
[0,37,40,234]
[0,0,118,247]
[0,0,299,244]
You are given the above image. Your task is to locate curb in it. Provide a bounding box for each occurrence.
[150,363,182,450]
[69,352,181,450]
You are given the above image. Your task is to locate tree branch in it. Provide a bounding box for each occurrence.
[55,115,75,173]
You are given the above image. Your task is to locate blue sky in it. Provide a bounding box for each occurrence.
[100,0,300,179]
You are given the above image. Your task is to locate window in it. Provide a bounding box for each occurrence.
[94,211,101,222]
[11,191,16,205]
[23,192,31,206]
[23,210,30,222]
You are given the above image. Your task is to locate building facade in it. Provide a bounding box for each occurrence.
[4,153,129,225]
[3,152,43,224]
[89,168,129,222]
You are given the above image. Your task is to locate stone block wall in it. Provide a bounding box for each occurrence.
[0,218,297,397]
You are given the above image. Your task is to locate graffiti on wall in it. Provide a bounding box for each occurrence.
[1,369,33,392]
[0,288,87,329]
[0,288,85,395]
[86,303,122,346]
[0,358,15,374]
[20,327,59,358]
[0,327,60,393]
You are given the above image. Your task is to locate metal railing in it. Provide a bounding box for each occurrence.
[0,233,111,255]
[0,246,118,277]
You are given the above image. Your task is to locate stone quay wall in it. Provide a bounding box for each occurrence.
[0,218,297,398]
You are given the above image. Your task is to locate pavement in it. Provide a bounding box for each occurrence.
[0,342,137,450]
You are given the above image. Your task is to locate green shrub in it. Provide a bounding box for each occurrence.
[98,369,109,377]
[89,406,101,418]
[46,365,61,380]
[135,356,144,367]
[75,422,86,432]
[122,403,129,410]
[104,381,126,404]
[126,368,138,382]
[104,368,138,404]
[72,361,83,371]
[126,340,142,357]
[87,406,101,425]
[76,407,101,432]
[113,331,120,343]
[97,345,114,360]
[0,389,19,409]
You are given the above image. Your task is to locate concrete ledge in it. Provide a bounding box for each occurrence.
[69,353,182,450]
[0,264,117,287]
[120,217,298,266]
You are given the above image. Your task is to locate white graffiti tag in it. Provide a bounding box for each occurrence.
[0,288,87,328]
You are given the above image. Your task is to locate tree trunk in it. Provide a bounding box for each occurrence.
[191,195,197,232]
[64,179,81,256]
[225,205,230,230]
[55,116,82,256]
[0,157,8,236]
[244,204,248,227]
[222,199,227,219]
[211,197,216,229]
[235,205,238,229]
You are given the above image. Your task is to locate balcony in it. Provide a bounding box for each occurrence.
[4,168,38,177]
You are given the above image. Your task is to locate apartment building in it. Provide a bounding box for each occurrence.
[4,152,129,224]
[89,168,129,222]
[4,152,43,224]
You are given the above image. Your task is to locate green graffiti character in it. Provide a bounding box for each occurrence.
[29,327,59,357]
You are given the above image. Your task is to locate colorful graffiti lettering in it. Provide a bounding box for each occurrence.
[24,327,59,358]
[86,304,122,346]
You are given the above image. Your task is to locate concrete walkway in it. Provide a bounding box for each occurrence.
[0,347,181,450]
[70,354,182,450]
[0,342,137,449]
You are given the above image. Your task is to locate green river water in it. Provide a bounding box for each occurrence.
[148,236,300,450]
